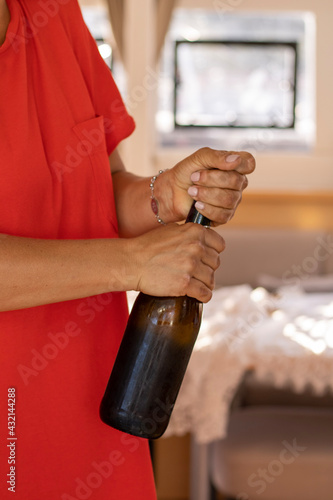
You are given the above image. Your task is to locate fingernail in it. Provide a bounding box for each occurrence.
[188,186,198,197]
[191,172,200,182]
[226,154,240,163]
[195,201,205,210]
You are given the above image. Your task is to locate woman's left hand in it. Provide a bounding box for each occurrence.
[164,147,256,226]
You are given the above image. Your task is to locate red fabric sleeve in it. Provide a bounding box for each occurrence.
[58,0,135,155]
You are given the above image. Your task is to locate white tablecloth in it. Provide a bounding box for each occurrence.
[159,285,333,444]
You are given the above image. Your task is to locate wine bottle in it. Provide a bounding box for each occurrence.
[99,202,210,439]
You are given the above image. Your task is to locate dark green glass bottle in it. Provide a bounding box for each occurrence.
[99,202,210,439]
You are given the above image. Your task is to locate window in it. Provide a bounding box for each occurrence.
[157,10,316,152]
[174,40,298,129]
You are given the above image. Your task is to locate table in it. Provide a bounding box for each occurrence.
[162,285,333,444]
[161,285,333,500]
[128,286,333,500]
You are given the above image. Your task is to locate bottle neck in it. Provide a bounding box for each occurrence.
[185,202,211,227]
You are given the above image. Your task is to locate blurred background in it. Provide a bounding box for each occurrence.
[78,1,333,499]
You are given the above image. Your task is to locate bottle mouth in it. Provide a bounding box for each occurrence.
[185,201,211,226]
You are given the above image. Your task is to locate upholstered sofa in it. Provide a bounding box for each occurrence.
[205,227,333,500]
[214,227,333,290]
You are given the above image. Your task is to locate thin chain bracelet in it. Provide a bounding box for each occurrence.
[150,169,169,225]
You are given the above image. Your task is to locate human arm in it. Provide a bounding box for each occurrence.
[110,147,255,237]
[0,144,252,312]
[0,221,223,312]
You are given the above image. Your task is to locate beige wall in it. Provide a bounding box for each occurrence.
[81,0,333,199]
[116,1,332,212]
[154,0,332,194]
[116,0,332,236]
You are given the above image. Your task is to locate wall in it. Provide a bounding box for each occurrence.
[119,0,333,232]
[80,0,333,228]
[156,0,333,192]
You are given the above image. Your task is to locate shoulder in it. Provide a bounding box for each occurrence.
[18,0,84,25]
[17,0,89,47]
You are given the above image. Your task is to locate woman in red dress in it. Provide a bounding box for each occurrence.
[0,0,255,498]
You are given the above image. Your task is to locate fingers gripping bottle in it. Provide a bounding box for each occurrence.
[99,202,210,439]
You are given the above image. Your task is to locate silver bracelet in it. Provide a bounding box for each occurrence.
[150,169,168,225]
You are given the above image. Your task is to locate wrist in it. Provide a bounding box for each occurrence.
[152,168,183,224]
[150,170,169,225]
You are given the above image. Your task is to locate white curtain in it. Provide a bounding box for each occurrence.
[155,0,177,62]
[106,0,125,60]
[105,0,177,64]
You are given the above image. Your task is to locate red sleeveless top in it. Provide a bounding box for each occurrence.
[0,1,156,498]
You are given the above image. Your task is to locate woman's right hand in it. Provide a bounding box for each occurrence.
[124,223,225,303]
[0,224,224,312]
